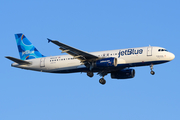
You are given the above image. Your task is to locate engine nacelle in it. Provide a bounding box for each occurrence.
[111,69,135,79]
[92,57,117,67]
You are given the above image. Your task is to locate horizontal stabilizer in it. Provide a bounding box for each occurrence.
[5,56,31,65]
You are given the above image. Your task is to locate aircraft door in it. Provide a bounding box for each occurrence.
[147,46,152,56]
[40,58,45,67]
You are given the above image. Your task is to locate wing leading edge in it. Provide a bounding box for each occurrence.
[48,39,99,62]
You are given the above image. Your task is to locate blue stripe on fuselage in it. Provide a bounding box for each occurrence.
[50,60,169,73]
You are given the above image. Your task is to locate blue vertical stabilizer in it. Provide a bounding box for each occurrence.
[15,33,45,60]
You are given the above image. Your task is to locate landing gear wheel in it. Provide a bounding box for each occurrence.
[150,71,155,75]
[87,72,94,77]
[150,64,155,75]
[99,78,106,85]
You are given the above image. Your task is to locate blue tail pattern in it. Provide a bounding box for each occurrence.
[15,33,45,60]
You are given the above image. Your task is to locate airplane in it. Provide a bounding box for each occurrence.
[6,33,175,85]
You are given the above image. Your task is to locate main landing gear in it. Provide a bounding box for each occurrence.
[87,72,94,77]
[87,72,106,85]
[150,64,155,75]
[99,77,106,85]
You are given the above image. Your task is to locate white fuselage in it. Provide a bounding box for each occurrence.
[12,46,175,73]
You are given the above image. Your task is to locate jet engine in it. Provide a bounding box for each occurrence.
[111,69,135,79]
[92,57,117,67]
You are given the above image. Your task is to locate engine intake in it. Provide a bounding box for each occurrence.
[111,69,135,79]
[92,57,117,68]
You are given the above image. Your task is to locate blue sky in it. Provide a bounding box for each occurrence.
[1,0,180,120]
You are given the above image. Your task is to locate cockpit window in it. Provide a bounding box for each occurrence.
[158,49,168,52]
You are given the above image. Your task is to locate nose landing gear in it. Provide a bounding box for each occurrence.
[150,71,155,75]
[150,64,155,75]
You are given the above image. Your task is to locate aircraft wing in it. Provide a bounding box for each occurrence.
[48,39,99,62]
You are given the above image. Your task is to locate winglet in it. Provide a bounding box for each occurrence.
[47,38,52,43]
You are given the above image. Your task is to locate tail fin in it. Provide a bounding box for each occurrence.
[15,33,45,60]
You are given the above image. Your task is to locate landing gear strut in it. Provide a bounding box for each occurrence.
[150,64,155,75]
[87,72,94,77]
[99,77,106,85]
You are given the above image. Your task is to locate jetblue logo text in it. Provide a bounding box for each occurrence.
[22,50,34,55]
[118,49,143,58]
[100,60,111,63]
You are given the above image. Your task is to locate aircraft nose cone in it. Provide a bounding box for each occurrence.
[169,53,175,60]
